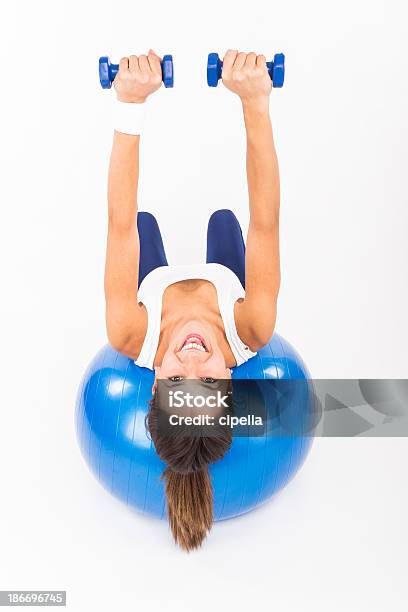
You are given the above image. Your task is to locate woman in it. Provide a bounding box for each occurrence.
[105,49,281,550]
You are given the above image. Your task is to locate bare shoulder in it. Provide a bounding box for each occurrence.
[234,297,277,352]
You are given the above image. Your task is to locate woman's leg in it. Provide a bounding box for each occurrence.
[206,209,246,289]
[137,212,168,287]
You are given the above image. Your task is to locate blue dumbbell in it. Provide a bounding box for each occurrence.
[99,55,174,89]
[207,52,285,88]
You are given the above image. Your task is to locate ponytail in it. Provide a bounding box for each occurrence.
[147,388,232,551]
[164,467,213,551]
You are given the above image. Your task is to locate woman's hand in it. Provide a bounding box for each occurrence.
[222,50,271,111]
[114,50,163,103]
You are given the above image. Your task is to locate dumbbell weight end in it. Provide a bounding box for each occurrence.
[207,52,223,87]
[271,53,285,88]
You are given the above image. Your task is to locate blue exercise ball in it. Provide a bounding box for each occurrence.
[76,334,314,521]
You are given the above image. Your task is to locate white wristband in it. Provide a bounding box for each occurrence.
[113,99,146,135]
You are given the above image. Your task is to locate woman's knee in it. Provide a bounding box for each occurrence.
[137,211,159,231]
[137,211,156,222]
[208,209,239,227]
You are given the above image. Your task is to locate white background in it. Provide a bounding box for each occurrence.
[0,0,407,610]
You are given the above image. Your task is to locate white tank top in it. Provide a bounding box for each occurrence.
[135,263,257,369]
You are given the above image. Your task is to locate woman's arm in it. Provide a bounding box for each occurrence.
[104,52,162,358]
[222,50,281,350]
[105,130,145,358]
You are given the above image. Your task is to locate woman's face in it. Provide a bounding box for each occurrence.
[154,320,231,383]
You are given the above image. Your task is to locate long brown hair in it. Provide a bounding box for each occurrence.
[147,389,232,551]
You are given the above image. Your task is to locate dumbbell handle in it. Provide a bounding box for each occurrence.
[217,59,274,79]
[99,55,174,89]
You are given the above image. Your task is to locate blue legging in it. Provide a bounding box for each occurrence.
[137,209,246,289]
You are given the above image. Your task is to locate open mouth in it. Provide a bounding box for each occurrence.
[179,333,208,353]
